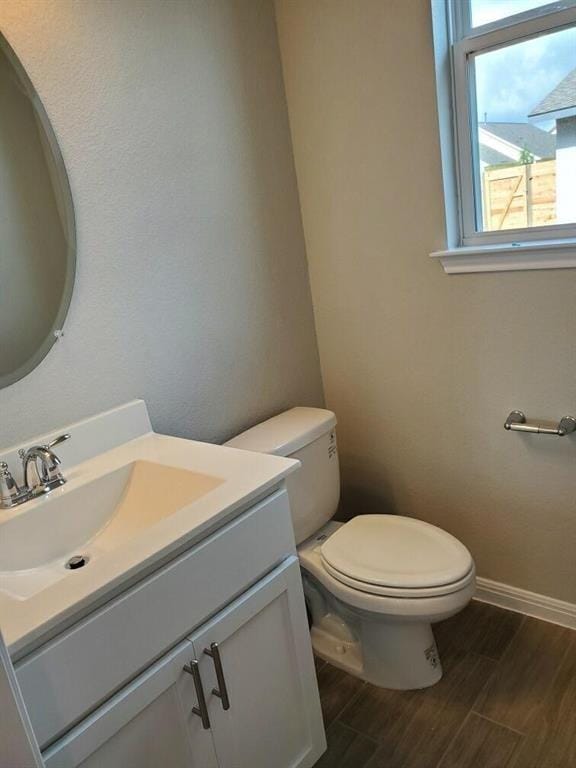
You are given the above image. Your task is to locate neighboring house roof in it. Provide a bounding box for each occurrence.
[478,122,556,165]
[529,68,576,120]
[480,145,511,165]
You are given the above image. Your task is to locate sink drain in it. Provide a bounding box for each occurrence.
[65,555,89,570]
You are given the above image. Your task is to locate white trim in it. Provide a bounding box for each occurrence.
[475,576,576,630]
[466,0,576,37]
[462,221,576,247]
[431,237,576,273]
[452,32,478,238]
[458,5,576,52]
[431,0,461,249]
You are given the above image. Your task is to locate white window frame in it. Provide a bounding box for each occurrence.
[430,0,576,273]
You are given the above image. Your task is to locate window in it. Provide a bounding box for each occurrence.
[432,1,576,272]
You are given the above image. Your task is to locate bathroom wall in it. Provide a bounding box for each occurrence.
[276,0,576,602]
[0,0,323,446]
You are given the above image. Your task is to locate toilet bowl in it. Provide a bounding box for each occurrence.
[226,407,475,690]
[298,519,475,688]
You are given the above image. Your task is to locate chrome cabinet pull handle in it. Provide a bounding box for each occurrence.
[204,642,230,711]
[183,660,211,729]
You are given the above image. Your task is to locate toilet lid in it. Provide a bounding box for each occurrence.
[320,515,473,590]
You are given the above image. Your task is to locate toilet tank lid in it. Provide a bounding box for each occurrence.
[225,407,337,457]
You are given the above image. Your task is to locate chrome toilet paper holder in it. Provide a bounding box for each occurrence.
[504,410,576,436]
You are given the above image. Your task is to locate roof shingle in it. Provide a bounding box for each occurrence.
[479,122,555,160]
[529,68,576,117]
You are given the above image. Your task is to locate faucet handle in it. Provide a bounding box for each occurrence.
[0,462,23,508]
[18,434,70,461]
[46,433,71,450]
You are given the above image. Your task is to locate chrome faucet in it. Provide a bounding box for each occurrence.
[0,433,70,509]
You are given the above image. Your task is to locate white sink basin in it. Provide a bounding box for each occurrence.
[0,400,297,656]
[0,461,222,575]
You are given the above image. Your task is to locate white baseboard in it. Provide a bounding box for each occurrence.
[475,577,576,630]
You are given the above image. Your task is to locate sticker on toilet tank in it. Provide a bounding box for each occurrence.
[425,643,439,669]
[328,431,337,459]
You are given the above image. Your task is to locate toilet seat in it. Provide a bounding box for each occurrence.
[320,515,474,598]
[321,558,475,598]
[298,522,476,620]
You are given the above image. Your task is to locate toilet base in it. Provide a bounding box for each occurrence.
[311,618,442,690]
[359,616,442,689]
[311,625,364,678]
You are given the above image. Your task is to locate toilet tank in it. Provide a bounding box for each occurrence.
[225,408,340,544]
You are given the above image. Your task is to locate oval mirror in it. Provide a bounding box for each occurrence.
[0,34,75,389]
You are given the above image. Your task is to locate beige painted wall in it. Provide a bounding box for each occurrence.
[276,0,576,602]
[0,0,323,446]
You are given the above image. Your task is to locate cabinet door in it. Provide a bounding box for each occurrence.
[190,556,325,768]
[43,640,218,768]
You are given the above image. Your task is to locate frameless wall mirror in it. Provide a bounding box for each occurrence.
[0,33,75,389]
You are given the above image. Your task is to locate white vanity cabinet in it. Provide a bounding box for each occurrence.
[19,488,325,768]
[43,557,323,768]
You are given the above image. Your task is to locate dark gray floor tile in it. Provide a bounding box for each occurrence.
[315,607,576,768]
[437,713,522,768]
[317,662,365,728]
[474,617,573,733]
[314,721,378,768]
[507,637,576,768]
[345,649,495,768]
[435,600,524,661]
[315,655,327,674]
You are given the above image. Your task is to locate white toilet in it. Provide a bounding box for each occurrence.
[226,407,475,690]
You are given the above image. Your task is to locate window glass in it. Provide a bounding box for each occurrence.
[471,0,555,27]
[471,25,576,231]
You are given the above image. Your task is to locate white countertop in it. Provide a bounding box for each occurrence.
[0,402,298,658]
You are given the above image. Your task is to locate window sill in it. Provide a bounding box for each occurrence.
[430,239,576,274]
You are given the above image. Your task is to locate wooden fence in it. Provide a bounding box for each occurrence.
[482,159,556,231]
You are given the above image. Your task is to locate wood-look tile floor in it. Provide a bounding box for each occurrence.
[313,600,576,768]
